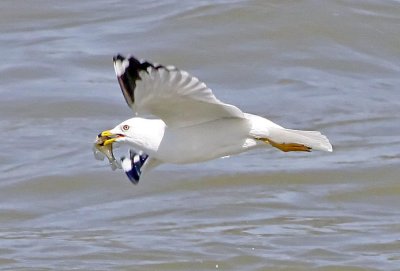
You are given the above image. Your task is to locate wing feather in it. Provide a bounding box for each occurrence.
[113,55,244,127]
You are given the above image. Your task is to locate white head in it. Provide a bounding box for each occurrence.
[97,117,165,151]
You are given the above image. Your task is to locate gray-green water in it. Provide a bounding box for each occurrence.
[1,0,400,270]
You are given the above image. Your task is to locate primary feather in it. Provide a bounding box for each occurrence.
[113,54,243,128]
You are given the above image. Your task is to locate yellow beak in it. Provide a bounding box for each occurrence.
[97,130,119,146]
[100,130,114,137]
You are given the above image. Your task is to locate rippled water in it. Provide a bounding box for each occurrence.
[1,0,400,270]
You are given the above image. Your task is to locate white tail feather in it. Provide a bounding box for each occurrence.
[269,128,333,152]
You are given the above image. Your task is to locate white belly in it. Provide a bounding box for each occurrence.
[156,118,253,164]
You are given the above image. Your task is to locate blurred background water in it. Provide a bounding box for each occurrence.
[1,0,400,270]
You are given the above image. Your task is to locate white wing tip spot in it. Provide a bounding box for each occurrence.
[114,58,130,77]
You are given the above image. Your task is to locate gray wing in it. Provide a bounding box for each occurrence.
[113,55,244,128]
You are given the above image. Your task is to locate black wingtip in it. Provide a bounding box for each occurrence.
[113,54,125,62]
[121,150,149,185]
[113,54,153,108]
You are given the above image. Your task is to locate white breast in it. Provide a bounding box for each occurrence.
[156,118,252,164]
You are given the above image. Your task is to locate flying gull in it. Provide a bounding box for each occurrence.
[93,55,332,184]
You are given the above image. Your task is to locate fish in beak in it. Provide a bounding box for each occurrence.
[98,130,125,146]
[92,130,125,170]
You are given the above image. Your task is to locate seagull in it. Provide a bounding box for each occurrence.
[94,55,332,184]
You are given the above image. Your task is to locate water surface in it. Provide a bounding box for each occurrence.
[1,0,400,270]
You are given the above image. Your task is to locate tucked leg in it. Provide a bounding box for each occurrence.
[258,138,311,152]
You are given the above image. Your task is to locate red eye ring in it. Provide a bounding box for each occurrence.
[122,124,130,131]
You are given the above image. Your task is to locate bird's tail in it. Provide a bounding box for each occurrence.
[260,128,333,152]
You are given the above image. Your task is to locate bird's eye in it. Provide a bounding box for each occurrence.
[122,124,130,131]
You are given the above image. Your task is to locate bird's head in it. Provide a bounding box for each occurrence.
[96,121,133,146]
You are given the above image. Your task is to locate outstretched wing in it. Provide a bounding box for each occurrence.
[113,55,244,128]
